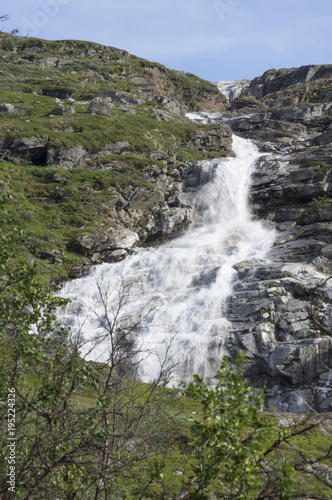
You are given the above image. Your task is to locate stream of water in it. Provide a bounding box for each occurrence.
[58,134,275,385]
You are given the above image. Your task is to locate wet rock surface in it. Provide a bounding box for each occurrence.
[202,64,332,411]
[225,260,332,412]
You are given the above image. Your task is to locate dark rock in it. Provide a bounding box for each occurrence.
[49,105,75,116]
[42,87,73,99]
[68,265,92,279]
[182,162,214,190]
[7,136,48,165]
[312,124,332,146]
[192,267,220,287]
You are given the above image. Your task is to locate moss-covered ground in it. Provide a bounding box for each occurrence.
[0,33,228,282]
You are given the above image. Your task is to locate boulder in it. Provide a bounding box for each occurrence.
[49,105,75,116]
[0,103,18,113]
[67,224,139,256]
[312,124,332,146]
[87,97,114,116]
[146,207,192,243]
[92,225,139,251]
[48,145,87,168]
[36,56,58,68]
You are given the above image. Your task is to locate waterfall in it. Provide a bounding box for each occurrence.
[58,134,275,386]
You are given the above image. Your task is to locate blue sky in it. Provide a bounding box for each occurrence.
[3,0,332,82]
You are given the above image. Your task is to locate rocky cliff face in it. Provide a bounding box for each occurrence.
[244,65,332,99]
[193,65,332,412]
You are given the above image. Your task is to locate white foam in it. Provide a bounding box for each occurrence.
[58,133,275,386]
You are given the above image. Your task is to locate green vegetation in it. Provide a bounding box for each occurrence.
[1,232,332,498]
[0,216,187,498]
[307,160,332,173]
[0,33,230,282]
[0,98,213,157]
[0,33,223,108]
[309,195,332,211]
[0,165,114,281]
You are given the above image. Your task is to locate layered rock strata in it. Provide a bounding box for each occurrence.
[194,65,332,411]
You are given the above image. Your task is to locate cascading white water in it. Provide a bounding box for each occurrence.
[58,135,275,385]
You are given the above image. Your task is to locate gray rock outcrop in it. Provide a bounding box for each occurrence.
[67,223,139,261]
[198,63,332,411]
[187,125,233,154]
[226,260,332,412]
[49,105,75,116]
[243,65,332,99]
[87,97,114,115]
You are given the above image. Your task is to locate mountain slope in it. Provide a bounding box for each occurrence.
[0,33,231,283]
[3,32,332,412]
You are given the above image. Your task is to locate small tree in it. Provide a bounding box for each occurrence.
[176,354,332,500]
[174,354,285,499]
[0,200,183,499]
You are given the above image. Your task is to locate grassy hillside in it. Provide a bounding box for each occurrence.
[0,33,229,284]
